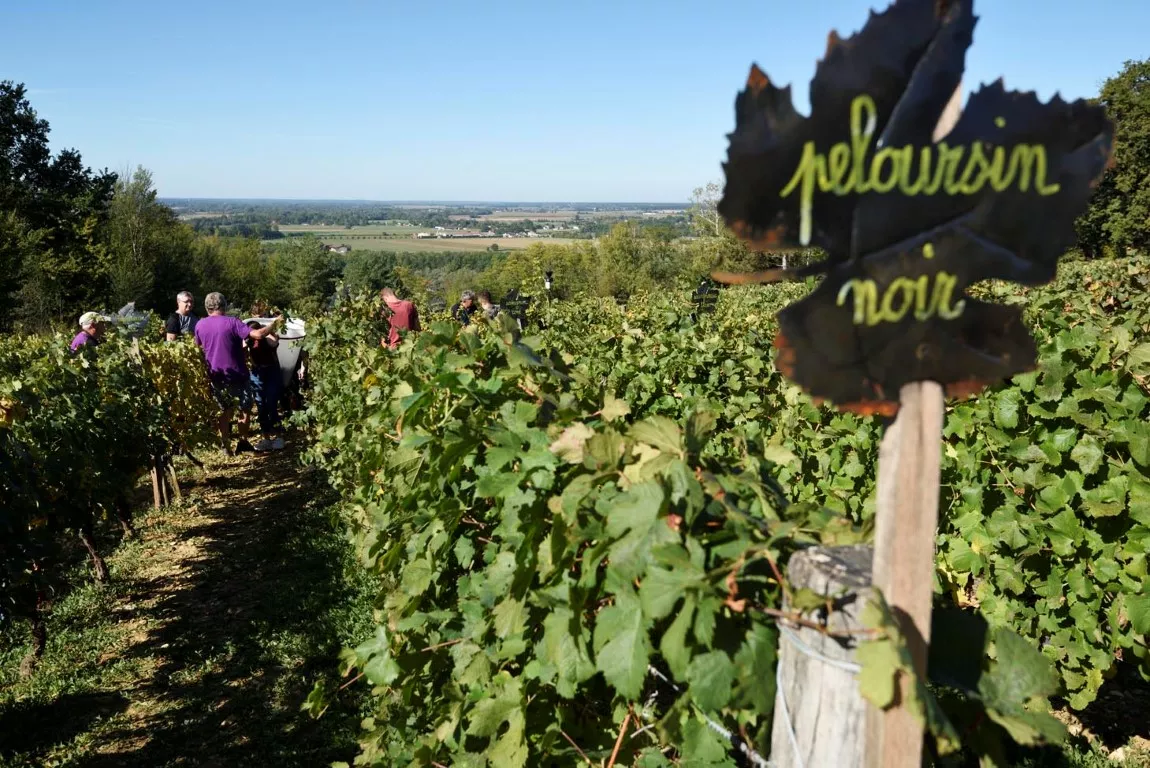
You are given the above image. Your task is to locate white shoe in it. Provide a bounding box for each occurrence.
[271,437,285,450]
[254,438,275,452]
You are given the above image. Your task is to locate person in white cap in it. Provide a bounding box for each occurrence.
[71,311,106,353]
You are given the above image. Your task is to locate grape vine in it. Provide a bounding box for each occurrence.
[298,254,1150,765]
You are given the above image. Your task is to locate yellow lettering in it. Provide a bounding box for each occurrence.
[913,274,936,320]
[958,142,992,194]
[935,273,966,319]
[850,95,877,193]
[837,279,879,325]
[942,144,967,194]
[922,143,950,194]
[878,277,914,322]
[840,267,966,326]
[780,141,818,246]
[827,143,851,193]
[986,144,1010,191]
[782,95,1061,241]
[870,147,900,193]
[896,145,930,195]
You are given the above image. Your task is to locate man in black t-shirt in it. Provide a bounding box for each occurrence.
[450,290,478,326]
[165,291,199,340]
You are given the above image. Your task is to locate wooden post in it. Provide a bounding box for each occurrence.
[862,79,961,767]
[865,381,945,768]
[164,456,182,501]
[150,458,163,509]
[771,545,873,767]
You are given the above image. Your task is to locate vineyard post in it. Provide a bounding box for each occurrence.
[864,381,945,768]
[860,81,956,763]
[770,545,872,767]
[165,456,182,501]
[150,457,164,509]
[863,81,960,768]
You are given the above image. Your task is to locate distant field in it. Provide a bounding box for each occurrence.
[277,224,416,235]
[320,236,577,253]
[268,223,578,251]
[475,210,580,222]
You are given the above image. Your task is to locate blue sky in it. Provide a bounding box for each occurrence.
[3,0,1146,202]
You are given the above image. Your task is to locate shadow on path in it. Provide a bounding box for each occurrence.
[2,443,372,767]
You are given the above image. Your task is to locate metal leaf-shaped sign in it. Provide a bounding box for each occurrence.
[717,0,1114,415]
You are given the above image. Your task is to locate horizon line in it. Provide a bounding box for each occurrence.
[158,197,692,206]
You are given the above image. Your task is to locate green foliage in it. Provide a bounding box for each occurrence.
[301,253,1150,765]
[342,251,403,297]
[940,257,1150,709]
[860,599,1064,764]
[0,81,117,328]
[0,333,215,627]
[300,301,869,765]
[1076,58,1150,258]
[106,166,184,310]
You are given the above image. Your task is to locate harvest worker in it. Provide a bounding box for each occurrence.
[194,292,281,456]
[70,311,106,352]
[477,290,500,320]
[380,287,421,349]
[164,291,199,341]
[245,320,285,452]
[450,290,478,326]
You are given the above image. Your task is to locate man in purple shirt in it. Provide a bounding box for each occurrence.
[70,311,106,352]
[194,292,281,455]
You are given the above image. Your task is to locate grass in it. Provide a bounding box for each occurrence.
[0,446,375,768]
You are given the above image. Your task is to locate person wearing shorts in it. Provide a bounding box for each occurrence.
[193,292,281,455]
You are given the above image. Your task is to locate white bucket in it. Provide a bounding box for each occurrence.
[244,317,307,387]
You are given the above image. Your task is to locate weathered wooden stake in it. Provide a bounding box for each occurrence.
[766,82,961,766]
[865,381,945,768]
[770,545,873,767]
[150,457,164,509]
[165,458,183,501]
[861,79,962,766]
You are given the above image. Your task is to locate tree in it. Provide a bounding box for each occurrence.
[343,251,399,296]
[107,166,182,310]
[0,212,40,328]
[687,181,724,237]
[687,180,799,271]
[279,237,338,316]
[1077,58,1150,257]
[0,81,115,326]
[216,237,264,312]
[596,222,681,297]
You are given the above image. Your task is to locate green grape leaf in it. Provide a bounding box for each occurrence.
[593,590,652,699]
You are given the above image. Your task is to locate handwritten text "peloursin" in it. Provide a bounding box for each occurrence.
[780,95,1061,245]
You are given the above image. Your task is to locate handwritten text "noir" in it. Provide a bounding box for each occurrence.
[836,245,966,325]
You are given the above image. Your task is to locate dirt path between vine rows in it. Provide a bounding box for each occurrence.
[0,443,371,768]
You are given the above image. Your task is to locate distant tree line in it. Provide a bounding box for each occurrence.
[0,82,342,327]
[180,205,693,241]
[4,57,1146,328]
